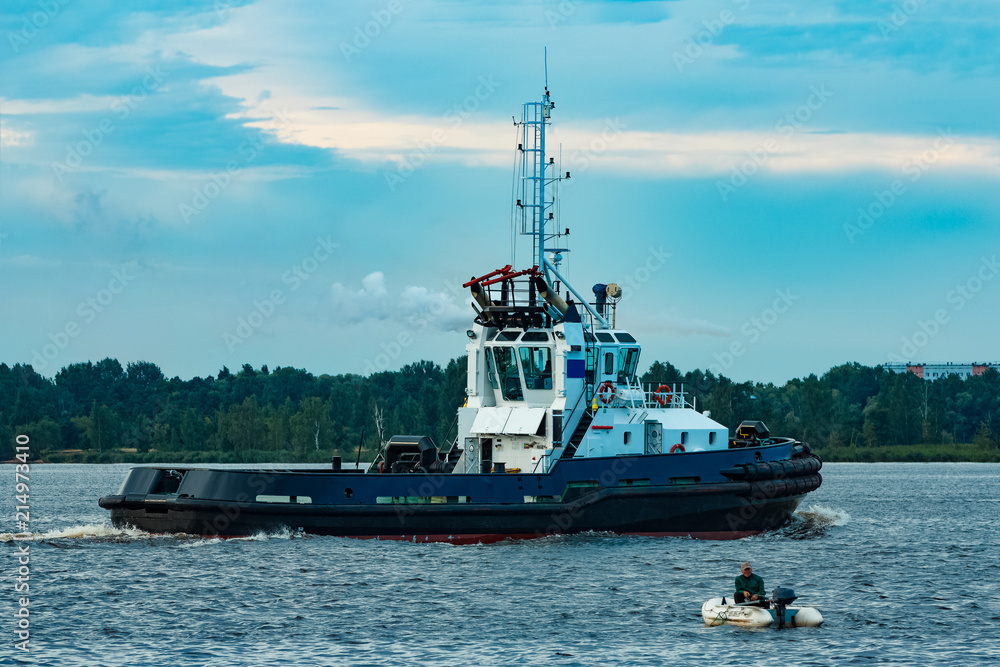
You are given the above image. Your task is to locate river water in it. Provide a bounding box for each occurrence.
[2,462,998,666]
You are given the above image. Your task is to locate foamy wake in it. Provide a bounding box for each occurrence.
[0,523,151,542]
[1,523,299,544]
[175,527,300,547]
[795,503,851,527]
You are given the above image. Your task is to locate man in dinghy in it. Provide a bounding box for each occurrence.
[734,562,768,607]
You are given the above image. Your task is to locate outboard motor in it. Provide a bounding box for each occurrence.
[771,587,797,629]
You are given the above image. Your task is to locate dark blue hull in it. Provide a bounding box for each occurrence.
[99,442,821,542]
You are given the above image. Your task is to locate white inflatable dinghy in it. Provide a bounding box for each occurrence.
[702,587,823,628]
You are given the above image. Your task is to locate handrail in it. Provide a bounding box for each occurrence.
[558,381,592,448]
[641,382,697,410]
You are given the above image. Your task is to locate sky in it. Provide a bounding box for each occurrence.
[1,0,998,385]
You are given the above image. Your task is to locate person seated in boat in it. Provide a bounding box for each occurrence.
[734,561,768,607]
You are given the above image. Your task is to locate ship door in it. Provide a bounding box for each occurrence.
[644,420,662,454]
[599,349,616,385]
[463,437,481,473]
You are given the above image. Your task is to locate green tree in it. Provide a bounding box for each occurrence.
[15,418,62,452]
[72,401,122,452]
[290,397,334,453]
[217,396,266,451]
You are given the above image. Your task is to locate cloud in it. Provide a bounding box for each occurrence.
[658,307,732,338]
[0,120,32,146]
[330,271,470,332]
[226,98,998,177]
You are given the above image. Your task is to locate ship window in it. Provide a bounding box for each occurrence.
[618,347,640,383]
[681,432,688,445]
[709,432,716,445]
[496,330,521,341]
[485,348,500,389]
[522,332,549,342]
[596,332,615,343]
[584,331,596,343]
[493,346,523,401]
[604,352,614,375]
[624,431,631,445]
[519,346,553,390]
[614,332,637,343]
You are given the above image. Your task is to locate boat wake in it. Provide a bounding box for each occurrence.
[1,524,302,544]
[797,503,850,526]
[776,504,851,539]
[0,523,152,543]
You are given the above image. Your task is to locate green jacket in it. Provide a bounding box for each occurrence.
[734,573,765,599]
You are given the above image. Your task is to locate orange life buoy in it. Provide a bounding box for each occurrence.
[670,443,685,454]
[379,461,385,473]
[597,381,616,405]
[655,384,672,406]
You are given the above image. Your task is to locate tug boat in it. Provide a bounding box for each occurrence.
[99,82,823,542]
[702,588,824,628]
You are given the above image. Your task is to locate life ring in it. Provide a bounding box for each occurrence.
[654,384,672,406]
[379,461,385,473]
[597,381,616,405]
[670,443,685,454]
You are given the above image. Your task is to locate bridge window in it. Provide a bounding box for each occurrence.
[492,346,523,401]
[595,332,615,343]
[519,347,552,390]
[618,347,640,384]
[486,348,500,389]
[604,352,615,375]
[615,332,637,343]
[521,331,549,342]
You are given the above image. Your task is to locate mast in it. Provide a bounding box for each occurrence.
[514,72,609,328]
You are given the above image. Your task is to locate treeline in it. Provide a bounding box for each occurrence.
[641,361,1000,453]
[0,359,465,462]
[1,357,998,462]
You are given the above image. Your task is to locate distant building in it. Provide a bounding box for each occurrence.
[884,362,1000,380]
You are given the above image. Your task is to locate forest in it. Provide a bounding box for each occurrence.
[1,357,998,463]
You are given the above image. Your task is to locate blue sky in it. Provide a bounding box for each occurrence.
[1,0,998,384]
